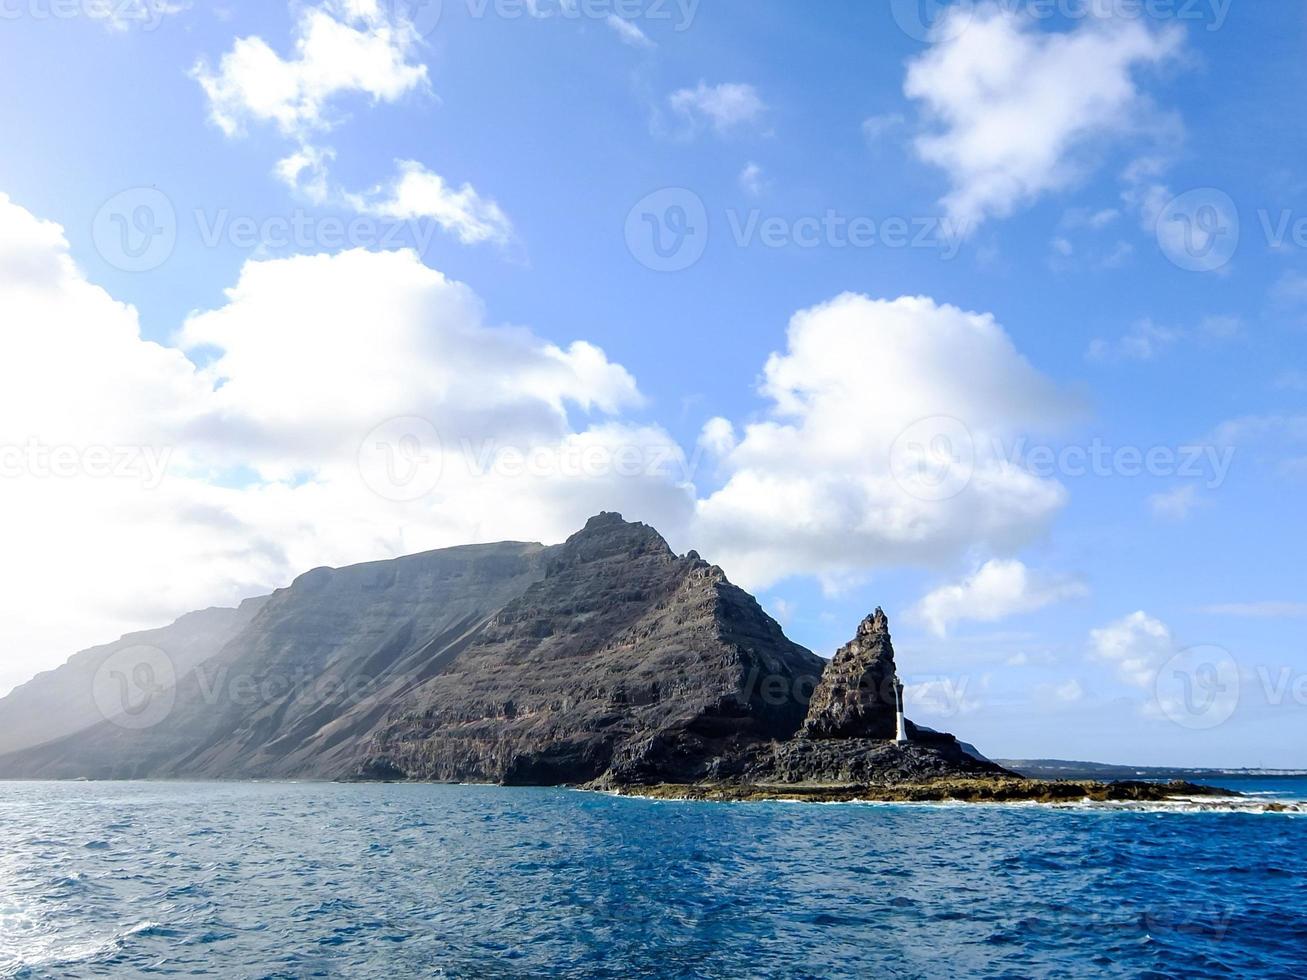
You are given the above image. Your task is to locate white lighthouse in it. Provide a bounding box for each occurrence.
[894,677,909,744]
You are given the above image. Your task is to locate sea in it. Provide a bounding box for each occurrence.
[1,778,1304,978]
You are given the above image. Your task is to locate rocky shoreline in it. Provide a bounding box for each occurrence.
[4,514,1278,801]
[598,777,1279,807]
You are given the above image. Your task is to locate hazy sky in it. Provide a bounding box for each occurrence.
[0,0,1303,766]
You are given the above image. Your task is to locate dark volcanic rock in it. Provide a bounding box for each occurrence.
[0,514,1006,791]
[799,607,900,740]
[0,541,551,779]
[360,513,824,785]
[0,515,824,786]
[747,737,1009,784]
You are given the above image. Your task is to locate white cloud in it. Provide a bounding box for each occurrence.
[1149,484,1203,521]
[1200,602,1307,618]
[345,160,515,246]
[911,559,1088,637]
[1088,315,1242,362]
[668,82,767,135]
[192,0,428,141]
[904,3,1182,230]
[1210,415,1307,478]
[905,676,983,718]
[1088,318,1181,362]
[0,201,1091,693]
[698,417,736,457]
[862,112,905,146]
[738,162,768,197]
[768,597,796,625]
[1036,678,1085,706]
[195,5,513,250]
[1088,610,1172,688]
[275,144,336,204]
[0,194,689,695]
[691,294,1075,590]
[605,14,654,48]
[1061,206,1121,231]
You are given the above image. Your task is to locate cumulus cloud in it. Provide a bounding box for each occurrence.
[904,3,1182,230]
[195,3,513,249]
[1088,610,1172,688]
[1088,315,1242,362]
[911,559,1088,637]
[191,0,428,140]
[0,199,1087,693]
[605,14,654,48]
[0,194,687,695]
[667,82,768,136]
[1087,318,1181,362]
[738,162,768,197]
[344,160,515,246]
[691,294,1076,590]
[1036,678,1085,706]
[1149,484,1204,521]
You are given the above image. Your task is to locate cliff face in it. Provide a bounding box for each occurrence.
[0,597,267,757]
[0,513,1003,786]
[0,515,823,784]
[0,541,551,779]
[799,607,899,741]
[359,514,824,785]
[745,607,1010,784]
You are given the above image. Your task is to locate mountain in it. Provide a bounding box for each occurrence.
[361,513,823,785]
[0,513,998,787]
[998,760,1307,780]
[0,597,267,756]
[0,539,551,779]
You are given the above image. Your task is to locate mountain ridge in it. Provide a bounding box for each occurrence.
[0,513,1002,788]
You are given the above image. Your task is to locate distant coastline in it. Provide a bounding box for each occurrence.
[999,759,1307,781]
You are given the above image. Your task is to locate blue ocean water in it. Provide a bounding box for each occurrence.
[1,781,1304,978]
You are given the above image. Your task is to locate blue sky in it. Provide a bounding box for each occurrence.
[0,0,1304,766]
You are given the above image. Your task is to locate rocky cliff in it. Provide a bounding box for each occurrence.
[0,513,1004,787]
[362,513,823,785]
[800,607,900,740]
[0,597,267,756]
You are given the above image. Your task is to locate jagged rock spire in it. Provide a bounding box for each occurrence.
[799,607,900,740]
